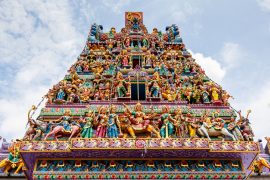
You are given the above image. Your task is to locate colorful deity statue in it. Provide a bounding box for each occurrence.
[0,140,24,174]
[23,105,47,141]
[45,86,57,104]
[70,69,84,87]
[155,62,169,76]
[107,105,121,138]
[159,105,176,138]
[91,62,104,75]
[148,72,161,98]
[200,86,210,104]
[174,107,186,138]
[57,110,73,133]
[123,103,160,138]
[162,83,177,102]
[44,110,81,141]
[81,110,95,138]
[79,87,94,102]
[122,55,129,66]
[142,38,148,47]
[108,27,116,39]
[221,90,234,106]
[56,83,66,102]
[95,106,108,138]
[237,110,254,141]
[227,115,244,141]
[66,85,79,103]
[104,62,116,76]
[125,37,130,47]
[210,85,220,102]
[115,71,130,97]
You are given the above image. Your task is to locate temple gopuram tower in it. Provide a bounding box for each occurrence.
[1,12,259,179]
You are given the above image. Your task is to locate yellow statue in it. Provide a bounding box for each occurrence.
[250,157,270,175]
[0,141,24,174]
[91,62,104,75]
[210,85,220,101]
[162,83,177,102]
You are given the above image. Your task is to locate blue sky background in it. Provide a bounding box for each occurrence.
[0,0,270,144]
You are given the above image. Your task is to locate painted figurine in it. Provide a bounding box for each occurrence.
[148,72,161,98]
[115,71,130,97]
[95,106,108,138]
[107,105,121,138]
[123,103,160,138]
[159,105,175,138]
[81,110,95,138]
[174,107,186,138]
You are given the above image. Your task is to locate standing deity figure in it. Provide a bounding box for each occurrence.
[148,72,161,97]
[237,110,254,141]
[210,85,220,102]
[221,90,234,106]
[122,55,129,66]
[200,86,210,103]
[125,37,130,47]
[123,103,160,138]
[56,83,66,101]
[145,55,152,67]
[107,105,121,138]
[142,38,148,47]
[115,71,130,97]
[45,87,57,104]
[174,107,186,138]
[185,107,199,138]
[159,105,175,138]
[70,69,84,86]
[95,106,108,138]
[81,110,95,138]
[227,115,244,141]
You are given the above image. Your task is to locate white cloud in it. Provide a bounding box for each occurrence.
[0,0,85,140]
[220,42,243,69]
[257,0,270,12]
[101,0,131,14]
[231,82,270,145]
[190,51,226,84]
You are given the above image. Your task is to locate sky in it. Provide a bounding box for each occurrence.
[0,0,270,144]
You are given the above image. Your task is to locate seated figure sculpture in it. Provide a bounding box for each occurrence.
[123,103,160,138]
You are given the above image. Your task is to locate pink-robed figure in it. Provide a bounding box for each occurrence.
[95,106,108,138]
[122,55,129,66]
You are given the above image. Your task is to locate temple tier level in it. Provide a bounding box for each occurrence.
[0,12,261,179]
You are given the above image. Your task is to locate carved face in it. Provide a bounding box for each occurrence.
[87,110,93,117]
[110,105,117,113]
[100,107,107,114]
[135,103,142,111]
[64,110,71,116]
[162,105,169,113]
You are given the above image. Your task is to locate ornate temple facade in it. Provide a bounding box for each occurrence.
[0,12,267,179]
